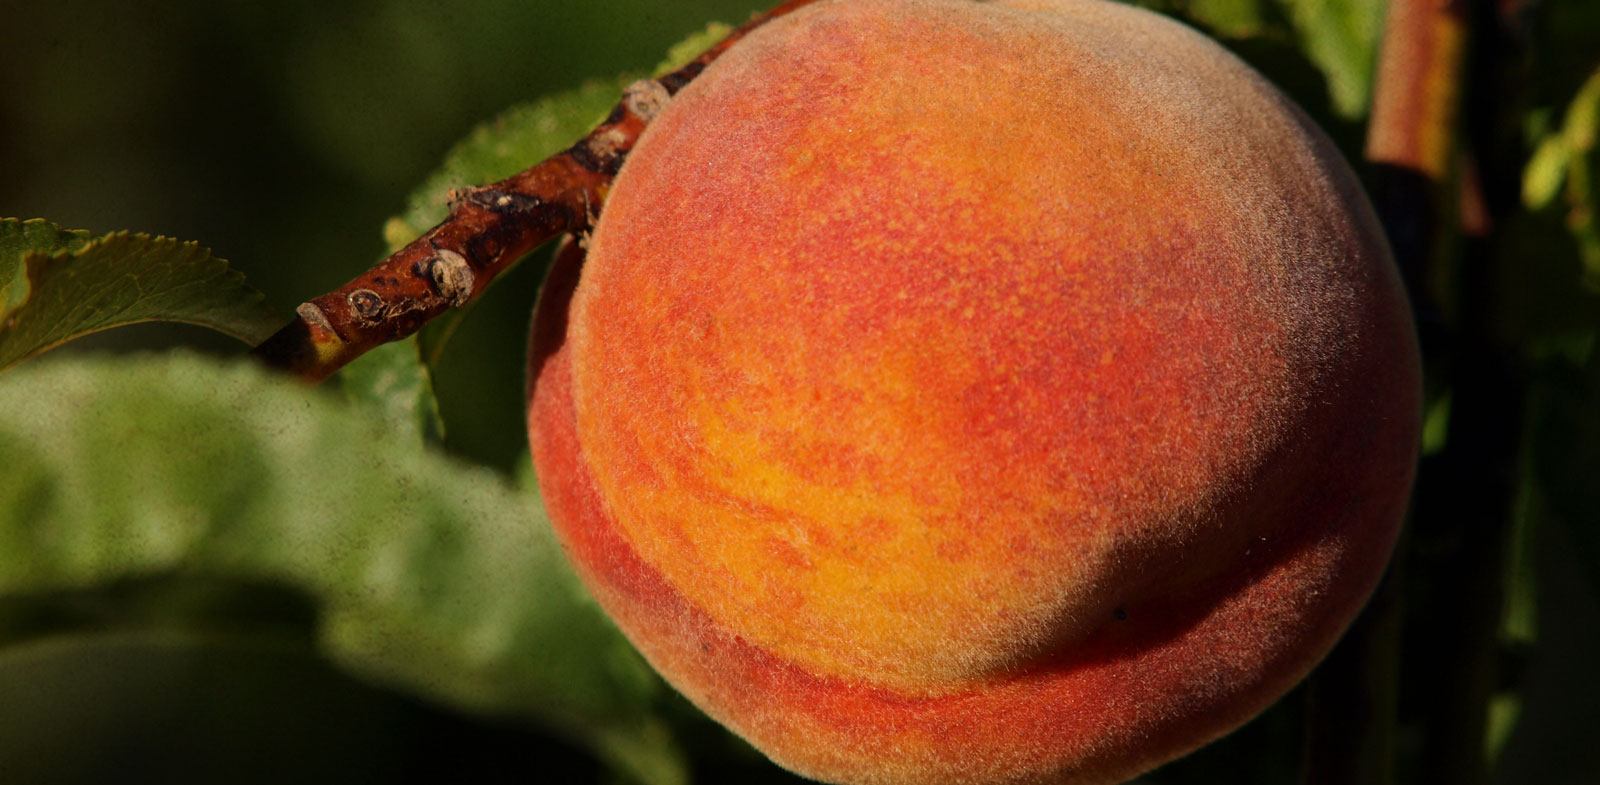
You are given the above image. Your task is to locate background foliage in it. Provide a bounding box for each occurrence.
[1,0,1597,783]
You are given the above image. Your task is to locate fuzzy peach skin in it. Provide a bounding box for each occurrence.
[527,0,1420,783]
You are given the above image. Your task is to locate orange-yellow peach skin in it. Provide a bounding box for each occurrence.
[527,0,1421,783]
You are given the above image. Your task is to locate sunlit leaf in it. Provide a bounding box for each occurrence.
[1185,0,1272,36]
[1523,69,1600,280]
[0,354,684,785]
[1524,136,1572,209]
[1274,0,1384,118]
[1566,69,1600,150]
[1564,72,1600,279]
[386,81,631,247]
[653,22,734,76]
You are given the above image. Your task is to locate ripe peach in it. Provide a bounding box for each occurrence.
[527,0,1420,783]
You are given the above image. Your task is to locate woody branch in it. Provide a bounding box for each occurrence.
[251,0,823,382]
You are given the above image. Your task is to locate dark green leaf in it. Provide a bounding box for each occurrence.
[0,220,280,372]
[1531,350,1600,580]
[0,353,683,785]
[1120,2,1364,157]
[1495,350,1600,781]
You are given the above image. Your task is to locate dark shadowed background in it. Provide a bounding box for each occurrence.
[2,0,765,472]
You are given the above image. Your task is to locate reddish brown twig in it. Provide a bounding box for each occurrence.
[1366,0,1468,180]
[251,0,824,382]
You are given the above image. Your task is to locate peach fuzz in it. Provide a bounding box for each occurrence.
[527,0,1420,783]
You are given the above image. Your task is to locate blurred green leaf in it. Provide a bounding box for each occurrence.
[389,19,736,246]
[383,16,729,244]
[384,80,628,372]
[1523,136,1572,209]
[1160,0,1384,120]
[654,22,735,76]
[1502,483,1540,651]
[1569,71,1600,150]
[1273,0,1384,118]
[0,219,279,373]
[1567,72,1600,279]
[1493,349,1600,781]
[1421,390,1452,455]
[1131,1,1363,157]
[386,81,630,247]
[1488,456,1542,767]
[1523,68,1600,282]
[1181,0,1272,37]
[1481,205,1600,360]
[1531,351,1600,581]
[337,338,445,447]
[389,22,740,378]
[0,353,684,785]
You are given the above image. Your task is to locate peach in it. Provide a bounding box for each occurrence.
[526,0,1420,783]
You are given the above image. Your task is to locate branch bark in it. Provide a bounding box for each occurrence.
[250,0,824,382]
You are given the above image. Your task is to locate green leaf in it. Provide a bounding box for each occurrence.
[337,338,445,447]
[1562,70,1600,280]
[1273,0,1385,118]
[0,353,683,785]
[380,80,628,371]
[0,219,93,324]
[388,23,741,374]
[653,22,734,76]
[1565,68,1600,151]
[1531,350,1600,579]
[1524,69,1600,283]
[1124,2,1365,156]
[0,219,280,372]
[384,19,736,248]
[1498,349,1600,779]
[386,80,632,247]
[1183,0,1272,37]
[1524,135,1572,210]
